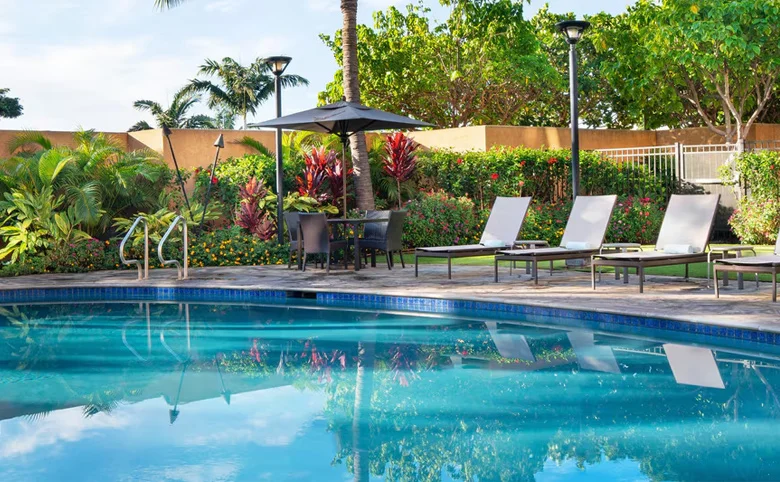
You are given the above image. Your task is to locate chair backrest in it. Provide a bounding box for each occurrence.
[363,210,391,241]
[559,195,618,249]
[283,212,300,242]
[654,194,720,253]
[479,197,533,246]
[299,213,330,254]
[386,210,407,251]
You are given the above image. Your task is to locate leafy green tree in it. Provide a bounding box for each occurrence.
[133,87,215,129]
[321,1,557,128]
[186,57,308,130]
[0,88,23,120]
[630,0,780,141]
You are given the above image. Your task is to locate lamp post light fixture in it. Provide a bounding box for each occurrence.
[555,19,590,199]
[265,56,292,243]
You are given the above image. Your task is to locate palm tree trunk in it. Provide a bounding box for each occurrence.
[341,0,375,210]
[352,340,375,482]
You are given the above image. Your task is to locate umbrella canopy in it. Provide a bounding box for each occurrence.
[248,100,434,136]
[249,100,434,215]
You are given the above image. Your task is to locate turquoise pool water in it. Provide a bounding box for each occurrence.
[1,300,780,481]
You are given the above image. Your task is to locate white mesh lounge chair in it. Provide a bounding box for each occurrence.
[714,227,780,301]
[494,195,617,284]
[591,194,720,293]
[415,196,532,279]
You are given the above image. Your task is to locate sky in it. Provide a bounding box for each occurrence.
[0,0,634,132]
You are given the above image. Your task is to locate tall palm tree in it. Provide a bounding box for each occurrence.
[153,0,375,210]
[186,57,309,130]
[133,87,215,129]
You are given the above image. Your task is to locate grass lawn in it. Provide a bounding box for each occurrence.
[395,244,777,281]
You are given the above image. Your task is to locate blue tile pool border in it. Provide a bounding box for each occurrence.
[0,286,775,347]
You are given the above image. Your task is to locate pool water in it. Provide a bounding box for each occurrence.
[1,300,780,481]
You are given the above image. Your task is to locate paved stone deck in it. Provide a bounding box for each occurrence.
[1,262,779,333]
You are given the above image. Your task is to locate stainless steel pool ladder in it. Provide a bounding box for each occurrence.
[119,216,149,280]
[158,215,188,280]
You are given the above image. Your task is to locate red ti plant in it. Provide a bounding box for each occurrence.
[383,132,418,209]
[296,147,332,202]
[325,154,353,213]
[236,177,276,240]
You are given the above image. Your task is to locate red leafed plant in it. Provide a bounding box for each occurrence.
[236,177,276,240]
[383,132,418,208]
[297,147,333,202]
[325,155,353,211]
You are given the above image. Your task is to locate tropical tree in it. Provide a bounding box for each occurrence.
[132,87,215,129]
[186,57,308,130]
[627,0,780,141]
[0,88,23,120]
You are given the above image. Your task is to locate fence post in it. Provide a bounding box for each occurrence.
[674,142,683,185]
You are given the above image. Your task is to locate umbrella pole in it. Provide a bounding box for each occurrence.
[342,137,348,216]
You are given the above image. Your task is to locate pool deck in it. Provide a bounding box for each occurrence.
[1,262,779,333]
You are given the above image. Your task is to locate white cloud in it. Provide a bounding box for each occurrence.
[0,407,130,459]
[161,462,240,482]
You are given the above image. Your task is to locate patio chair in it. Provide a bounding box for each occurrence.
[359,210,407,270]
[493,195,617,284]
[298,213,349,274]
[283,212,300,269]
[590,194,720,293]
[415,196,532,279]
[714,227,780,301]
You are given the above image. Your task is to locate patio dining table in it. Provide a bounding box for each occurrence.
[297,217,389,272]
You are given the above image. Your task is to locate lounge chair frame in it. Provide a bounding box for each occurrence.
[415,197,531,279]
[495,249,599,284]
[714,262,780,302]
[590,194,721,293]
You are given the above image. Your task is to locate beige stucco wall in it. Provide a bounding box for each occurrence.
[158,129,276,170]
[0,130,128,157]
[484,126,657,151]
[408,126,488,151]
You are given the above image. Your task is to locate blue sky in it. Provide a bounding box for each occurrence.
[0,0,633,132]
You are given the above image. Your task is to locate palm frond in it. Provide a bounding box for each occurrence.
[236,136,273,157]
[128,120,153,132]
[8,131,53,155]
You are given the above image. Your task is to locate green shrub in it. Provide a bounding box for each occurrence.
[416,147,673,208]
[402,191,480,248]
[729,197,780,245]
[518,201,571,246]
[45,239,119,273]
[606,196,665,244]
[722,151,780,244]
[193,154,305,211]
[189,226,290,267]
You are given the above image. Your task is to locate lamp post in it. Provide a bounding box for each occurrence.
[555,20,590,199]
[265,56,292,243]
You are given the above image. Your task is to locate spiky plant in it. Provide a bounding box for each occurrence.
[383,132,418,208]
[296,148,333,202]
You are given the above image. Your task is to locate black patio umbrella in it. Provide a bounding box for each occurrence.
[249,100,434,215]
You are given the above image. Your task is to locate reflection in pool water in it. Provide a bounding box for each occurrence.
[1,301,779,481]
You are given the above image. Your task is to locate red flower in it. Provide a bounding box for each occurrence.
[518,180,525,187]
[548,157,557,165]
[519,160,526,167]
[490,172,499,181]
[457,158,463,164]
[211,177,218,185]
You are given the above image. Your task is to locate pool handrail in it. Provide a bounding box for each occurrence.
[119,216,149,280]
[158,215,189,280]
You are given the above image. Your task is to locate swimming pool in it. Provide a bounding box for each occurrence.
[1,292,780,481]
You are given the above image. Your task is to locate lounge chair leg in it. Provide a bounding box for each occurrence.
[533,260,539,285]
[773,268,777,302]
[371,250,376,267]
[525,261,530,275]
[415,255,419,277]
[390,252,395,267]
[549,261,553,276]
[344,249,348,270]
[495,258,499,282]
[447,257,452,280]
[684,264,689,281]
[399,252,405,269]
[591,261,596,290]
[326,254,331,274]
[638,266,644,293]
[302,253,308,272]
[714,267,720,298]
[386,252,392,270]
[288,250,293,269]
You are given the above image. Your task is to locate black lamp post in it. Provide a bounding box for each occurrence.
[265,56,292,244]
[555,19,590,199]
